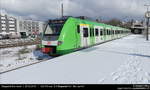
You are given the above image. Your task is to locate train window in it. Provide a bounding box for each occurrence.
[113,30,115,34]
[44,25,53,35]
[50,24,63,35]
[95,28,99,36]
[106,29,108,35]
[116,31,117,34]
[110,30,112,35]
[90,28,93,37]
[77,25,80,33]
[107,30,109,35]
[110,30,111,35]
[92,28,94,36]
[100,30,103,36]
[83,28,89,37]
[44,23,63,36]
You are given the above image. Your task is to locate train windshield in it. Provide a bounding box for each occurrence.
[44,23,63,35]
[43,23,63,41]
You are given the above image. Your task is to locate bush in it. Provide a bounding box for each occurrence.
[18,46,30,54]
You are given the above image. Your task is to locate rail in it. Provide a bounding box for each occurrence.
[0,38,41,48]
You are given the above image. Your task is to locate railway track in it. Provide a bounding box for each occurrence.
[0,39,41,48]
[0,38,51,74]
[0,48,54,74]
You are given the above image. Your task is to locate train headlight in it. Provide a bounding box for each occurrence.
[58,41,63,45]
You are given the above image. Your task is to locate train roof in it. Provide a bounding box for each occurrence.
[48,16,92,24]
[47,16,130,31]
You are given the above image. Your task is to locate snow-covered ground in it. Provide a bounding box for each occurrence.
[0,45,39,73]
[0,35,150,84]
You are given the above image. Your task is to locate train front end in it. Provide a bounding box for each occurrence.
[42,19,66,56]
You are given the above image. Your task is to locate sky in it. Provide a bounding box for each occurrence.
[0,0,150,21]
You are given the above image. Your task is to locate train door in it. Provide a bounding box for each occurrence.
[100,27,104,42]
[108,29,111,40]
[94,26,101,44]
[110,28,113,39]
[103,28,106,41]
[105,28,108,40]
[106,28,111,40]
[112,30,115,39]
[80,24,90,47]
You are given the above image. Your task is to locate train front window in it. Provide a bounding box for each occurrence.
[43,23,63,41]
[44,25,53,34]
[44,23,63,35]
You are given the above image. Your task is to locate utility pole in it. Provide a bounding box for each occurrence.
[146,15,149,41]
[144,4,150,41]
[61,0,64,18]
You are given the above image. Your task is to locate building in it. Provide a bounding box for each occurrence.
[131,20,145,34]
[0,12,44,38]
[17,18,44,38]
[131,19,150,34]
[0,13,17,34]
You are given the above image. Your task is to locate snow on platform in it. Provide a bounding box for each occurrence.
[0,35,150,84]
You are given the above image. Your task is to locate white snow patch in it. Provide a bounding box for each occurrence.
[0,45,39,73]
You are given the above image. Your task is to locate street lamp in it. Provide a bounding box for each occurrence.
[144,4,150,41]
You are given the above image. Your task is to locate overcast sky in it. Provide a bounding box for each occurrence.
[0,0,150,21]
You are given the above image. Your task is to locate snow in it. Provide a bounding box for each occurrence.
[0,35,150,84]
[0,45,39,73]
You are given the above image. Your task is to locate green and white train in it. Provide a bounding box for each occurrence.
[42,17,130,56]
